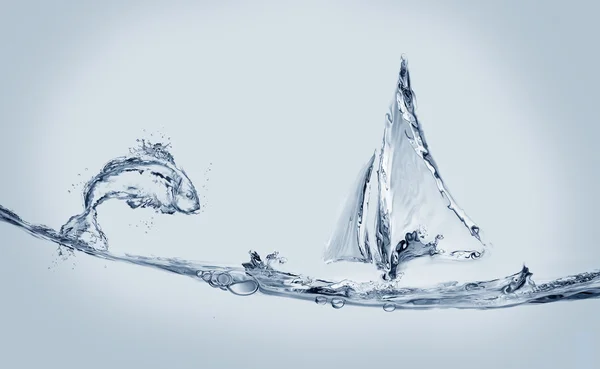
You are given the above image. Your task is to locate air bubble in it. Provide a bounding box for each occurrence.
[315,296,328,305]
[331,298,345,309]
[465,283,483,291]
[228,280,259,296]
[215,272,233,286]
[383,303,396,312]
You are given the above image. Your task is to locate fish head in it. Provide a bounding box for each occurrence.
[173,170,201,214]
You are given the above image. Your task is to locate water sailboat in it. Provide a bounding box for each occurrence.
[325,57,488,280]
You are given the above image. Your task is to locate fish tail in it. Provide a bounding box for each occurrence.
[59,208,108,251]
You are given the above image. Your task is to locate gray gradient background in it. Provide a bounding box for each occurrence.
[0,1,598,368]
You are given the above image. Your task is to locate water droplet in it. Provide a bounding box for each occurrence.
[315,296,328,305]
[383,303,396,312]
[331,298,345,309]
[228,280,259,296]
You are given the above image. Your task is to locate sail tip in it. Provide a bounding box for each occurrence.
[400,55,409,72]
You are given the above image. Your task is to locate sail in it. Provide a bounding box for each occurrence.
[324,57,488,277]
[324,152,376,263]
[374,57,487,276]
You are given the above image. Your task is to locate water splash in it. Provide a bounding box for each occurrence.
[2,57,600,311]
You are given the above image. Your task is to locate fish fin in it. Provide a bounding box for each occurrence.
[158,205,177,214]
[132,139,175,163]
[59,209,108,251]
